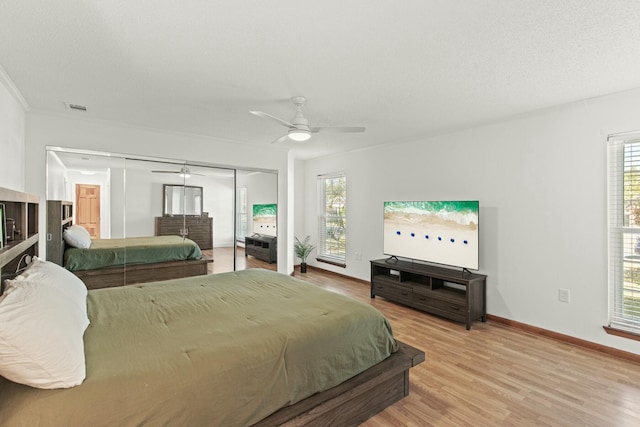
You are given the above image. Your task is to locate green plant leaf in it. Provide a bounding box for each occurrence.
[294,235,315,262]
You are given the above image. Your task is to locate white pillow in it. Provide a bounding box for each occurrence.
[0,259,89,389]
[11,257,89,316]
[63,224,92,249]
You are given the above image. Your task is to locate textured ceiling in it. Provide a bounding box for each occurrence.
[2,1,640,159]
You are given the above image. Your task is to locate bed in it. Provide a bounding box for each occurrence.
[46,200,211,289]
[0,267,424,426]
[64,235,203,271]
[67,235,210,289]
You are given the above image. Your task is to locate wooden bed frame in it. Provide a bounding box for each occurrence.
[68,264,425,424]
[255,341,425,426]
[73,257,212,290]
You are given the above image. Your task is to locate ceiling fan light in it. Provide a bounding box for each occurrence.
[288,129,311,142]
[178,167,191,178]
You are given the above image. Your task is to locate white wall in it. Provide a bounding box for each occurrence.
[123,168,164,238]
[195,172,235,247]
[293,158,306,263]
[46,151,67,200]
[25,112,294,273]
[0,69,27,191]
[303,88,640,355]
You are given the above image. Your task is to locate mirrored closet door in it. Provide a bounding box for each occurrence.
[236,170,278,271]
[45,147,277,289]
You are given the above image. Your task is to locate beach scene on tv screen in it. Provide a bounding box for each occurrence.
[383,201,479,269]
[253,203,277,236]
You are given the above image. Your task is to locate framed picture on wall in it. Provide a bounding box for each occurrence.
[0,203,5,249]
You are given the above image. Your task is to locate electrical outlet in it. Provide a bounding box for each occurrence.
[558,288,570,303]
[354,252,362,261]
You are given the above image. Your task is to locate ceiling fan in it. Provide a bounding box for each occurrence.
[151,166,203,178]
[250,96,365,144]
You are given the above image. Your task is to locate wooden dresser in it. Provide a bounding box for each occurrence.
[155,216,213,250]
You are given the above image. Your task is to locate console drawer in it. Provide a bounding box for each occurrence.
[419,304,468,323]
[372,281,412,303]
[413,294,466,314]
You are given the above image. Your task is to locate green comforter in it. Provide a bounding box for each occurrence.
[64,235,202,271]
[0,269,398,426]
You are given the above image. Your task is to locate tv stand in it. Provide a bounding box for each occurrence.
[245,234,277,264]
[370,259,487,330]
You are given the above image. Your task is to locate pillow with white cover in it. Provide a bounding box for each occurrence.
[15,257,89,316]
[63,224,92,249]
[0,258,89,389]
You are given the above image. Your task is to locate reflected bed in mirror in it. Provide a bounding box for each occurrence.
[46,147,278,275]
[163,185,203,216]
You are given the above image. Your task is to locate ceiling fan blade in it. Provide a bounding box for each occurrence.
[151,169,204,176]
[270,134,291,144]
[310,126,366,133]
[250,110,295,128]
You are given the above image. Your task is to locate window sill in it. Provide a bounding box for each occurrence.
[316,257,346,268]
[603,326,640,342]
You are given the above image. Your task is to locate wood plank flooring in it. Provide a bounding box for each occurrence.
[201,246,277,274]
[205,249,640,426]
[296,267,640,427]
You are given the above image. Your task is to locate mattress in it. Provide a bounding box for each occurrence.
[64,235,202,271]
[0,268,398,426]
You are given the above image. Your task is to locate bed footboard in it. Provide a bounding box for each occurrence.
[253,341,425,427]
[73,258,212,289]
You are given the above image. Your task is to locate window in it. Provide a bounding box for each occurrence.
[607,135,640,336]
[318,172,346,265]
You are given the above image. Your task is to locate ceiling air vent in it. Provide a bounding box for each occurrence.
[65,102,87,112]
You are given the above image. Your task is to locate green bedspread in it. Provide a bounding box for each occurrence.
[0,269,398,426]
[64,235,202,271]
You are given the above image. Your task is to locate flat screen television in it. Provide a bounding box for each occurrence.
[383,200,479,270]
[252,203,277,237]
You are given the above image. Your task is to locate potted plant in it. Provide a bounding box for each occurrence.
[294,235,315,273]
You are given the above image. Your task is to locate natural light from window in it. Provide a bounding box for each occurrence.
[318,173,346,265]
[608,136,640,336]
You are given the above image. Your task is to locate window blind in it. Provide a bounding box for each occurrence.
[608,137,640,334]
[317,172,346,263]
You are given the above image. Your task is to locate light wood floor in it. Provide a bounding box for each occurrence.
[206,249,640,426]
[300,267,640,427]
[201,246,277,274]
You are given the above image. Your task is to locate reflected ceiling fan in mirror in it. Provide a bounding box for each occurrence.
[151,166,204,178]
[250,96,365,144]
